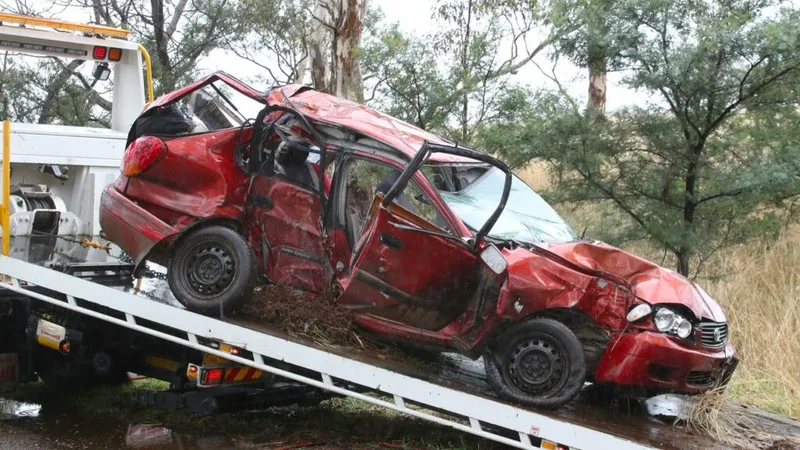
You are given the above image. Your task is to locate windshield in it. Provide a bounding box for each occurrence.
[430,165,579,244]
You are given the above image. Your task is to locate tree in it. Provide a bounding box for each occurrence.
[362,0,558,143]
[227,0,314,87]
[311,0,368,101]
[0,0,237,127]
[480,0,800,277]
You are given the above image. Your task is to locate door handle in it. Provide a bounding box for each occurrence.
[379,232,403,251]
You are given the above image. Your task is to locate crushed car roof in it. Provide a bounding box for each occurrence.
[267,85,476,164]
[143,71,478,164]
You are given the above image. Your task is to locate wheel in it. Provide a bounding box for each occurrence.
[36,352,129,392]
[168,225,257,316]
[483,317,586,409]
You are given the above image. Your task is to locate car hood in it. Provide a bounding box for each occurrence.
[532,240,727,322]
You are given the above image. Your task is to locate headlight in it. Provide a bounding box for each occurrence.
[676,319,692,338]
[655,307,693,339]
[654,308,676,331]
[627,303,652,322]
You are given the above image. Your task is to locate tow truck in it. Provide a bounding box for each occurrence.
[0,13,784,450]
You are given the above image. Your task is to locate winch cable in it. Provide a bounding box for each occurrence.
[29,230,111,252]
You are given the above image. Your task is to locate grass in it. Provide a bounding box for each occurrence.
[517,162,800,420]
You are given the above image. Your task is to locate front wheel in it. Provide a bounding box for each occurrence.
[484,317,586,409]
[168,225,257,316]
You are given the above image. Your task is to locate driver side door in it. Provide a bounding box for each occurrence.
[333,156,481,331]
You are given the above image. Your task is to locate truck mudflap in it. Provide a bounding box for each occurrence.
[0,352,19,394]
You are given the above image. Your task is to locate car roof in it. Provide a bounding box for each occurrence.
[267,84,479,164]
[142,72,479,164]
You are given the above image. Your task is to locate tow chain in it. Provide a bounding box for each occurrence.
[116,251,170,302]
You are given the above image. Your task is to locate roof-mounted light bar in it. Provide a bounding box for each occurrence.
[0,12,131,39]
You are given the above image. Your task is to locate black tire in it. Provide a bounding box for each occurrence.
[483,317,586,409]
[168,225,257,316]
[36,354,129,392]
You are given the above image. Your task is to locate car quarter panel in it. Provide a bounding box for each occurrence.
[124,128,250,221]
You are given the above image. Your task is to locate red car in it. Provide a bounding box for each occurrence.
[99,72,738,409]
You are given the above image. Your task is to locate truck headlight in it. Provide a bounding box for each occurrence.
[655,307,692,339]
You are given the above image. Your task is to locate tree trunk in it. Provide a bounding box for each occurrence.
[677,146,701,277]
[676,249,690,277]
[586,0,607,117]
[150,0,174,93]
[459,0,474,142]
[309,1,331,93]
[330,0,366,102]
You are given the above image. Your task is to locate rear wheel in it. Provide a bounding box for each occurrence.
[484,317,586,409]
[168,225,256,316]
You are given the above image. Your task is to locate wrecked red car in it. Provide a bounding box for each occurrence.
[99,72,738,409]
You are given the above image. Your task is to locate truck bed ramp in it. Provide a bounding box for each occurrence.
[0,254,659,450]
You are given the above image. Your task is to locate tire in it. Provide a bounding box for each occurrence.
[168,225,257,316]
[36,353,129,392]
[483,317,586,409]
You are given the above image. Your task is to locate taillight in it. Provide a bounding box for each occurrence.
[201,368,224,385]
[93,46,107,59]
[123,136,167,177]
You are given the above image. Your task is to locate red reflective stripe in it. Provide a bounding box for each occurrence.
[243,367,256,380]
[225,367,240,381]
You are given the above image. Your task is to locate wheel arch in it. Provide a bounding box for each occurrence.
[522,307,611,377]
[134,216,245,276]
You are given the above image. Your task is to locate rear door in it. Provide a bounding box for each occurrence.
[246,147,329,293]
[333,155,481,331]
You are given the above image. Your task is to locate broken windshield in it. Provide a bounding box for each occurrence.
[431,165,580,244]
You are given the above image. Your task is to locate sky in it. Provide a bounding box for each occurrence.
[15,0,650,111]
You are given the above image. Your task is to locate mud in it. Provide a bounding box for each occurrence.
[5,235,800,450]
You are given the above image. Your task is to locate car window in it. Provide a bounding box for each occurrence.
[344,158,451,242]
[177,80,265,132]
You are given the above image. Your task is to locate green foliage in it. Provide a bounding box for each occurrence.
[479,0,800,277]
[362,0,551,144]
[226,0,313,86]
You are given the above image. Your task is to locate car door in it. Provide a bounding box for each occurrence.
[332,155,481,331]
[245,144,328,293]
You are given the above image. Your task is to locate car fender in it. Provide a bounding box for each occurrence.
[132,216,246,277]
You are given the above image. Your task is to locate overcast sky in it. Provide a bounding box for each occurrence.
[19,0,649,110]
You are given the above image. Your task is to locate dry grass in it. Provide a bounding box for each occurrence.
[237,283,375,350]
[517,161,800,421]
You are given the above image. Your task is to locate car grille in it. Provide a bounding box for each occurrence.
[686,371,715,387]
[698,322,728,348]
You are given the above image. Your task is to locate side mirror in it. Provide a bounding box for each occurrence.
[479,244,507,275]
[92,62,111,81]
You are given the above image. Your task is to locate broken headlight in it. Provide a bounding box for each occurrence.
[654,307,692,339]
[626,303,652,322]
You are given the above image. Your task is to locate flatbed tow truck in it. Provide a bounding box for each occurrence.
[0,13,796,450]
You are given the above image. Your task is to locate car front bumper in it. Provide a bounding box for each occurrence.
[594,331,738,394]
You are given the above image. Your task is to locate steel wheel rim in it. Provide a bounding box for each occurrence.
[504,333,570,398]
[179,239,236,299]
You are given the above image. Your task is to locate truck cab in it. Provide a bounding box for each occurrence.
[0,13,153,241]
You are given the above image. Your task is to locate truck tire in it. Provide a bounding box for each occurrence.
[168,225,256,316]
[483,317,586,409]
[36,354,129,392]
